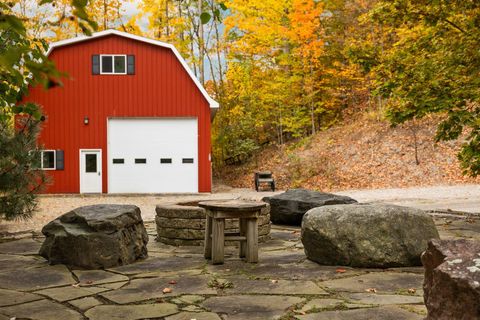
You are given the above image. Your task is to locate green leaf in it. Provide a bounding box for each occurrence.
[72,8,89,21]
[214,9,221,20]
[72,0,88,7]
[219,2,227,11]
[3,15,26,35]
[200,12,211,24]
[39,0,54,4]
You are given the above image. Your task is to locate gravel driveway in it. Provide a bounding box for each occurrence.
[1,184,478,235]
[336,184,480,213]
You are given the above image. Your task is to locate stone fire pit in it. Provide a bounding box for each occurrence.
[156,200,271,246]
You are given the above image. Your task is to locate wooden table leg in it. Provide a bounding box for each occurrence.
[246,216,259,263]
[204,213,213,259]
[212,218,225,264]
[239,218,247,258]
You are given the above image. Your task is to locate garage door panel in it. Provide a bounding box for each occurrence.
[108,118,198,193]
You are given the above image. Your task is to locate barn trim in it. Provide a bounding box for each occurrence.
[46,29,219,109]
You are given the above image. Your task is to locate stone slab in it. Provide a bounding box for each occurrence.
[0,288,43,307]
[173,294,206,304]
[399,304,428,316]
[202,295,305,320]
[0,238,42,255]
[224,278,328,295]
[166,312,222,320]
[68,296,102,311]
[0,254,47,271]
[72,269,129,285]
[0,299,83,320]
[0,265,75,291]
[319,272,423,294]
[131,268,203,279]
[85,303,178,320]
[181,305,204,312]
[298,298,370,313]
[346,293,424,305]
[35,285,109,302]
[97,281,128,290]
[101,275,216,304]
[107,256,205,275]
[295,305,424,320]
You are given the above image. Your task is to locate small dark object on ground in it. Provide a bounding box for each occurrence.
[254,171,275,192]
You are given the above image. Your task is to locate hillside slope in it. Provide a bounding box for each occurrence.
[216,115,480,191]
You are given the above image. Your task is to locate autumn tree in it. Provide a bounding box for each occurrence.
[0,1,95,219]
[369,0,480,176]
[214,0,342,162]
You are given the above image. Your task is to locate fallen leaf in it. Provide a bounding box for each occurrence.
[336,268,347,273]
[408,288,416,294]
[85,280,93,284]
[169,280,177,285]
[72,283,80,288]
[365,288,377,293]
[271,279,278,284]
[163,287,172,294]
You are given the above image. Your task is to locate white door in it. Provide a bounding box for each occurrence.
[80,150,102,193]
[108,118,198,193]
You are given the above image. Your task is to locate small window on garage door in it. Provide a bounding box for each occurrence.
[160,158,172,164]
[182,158,194,164]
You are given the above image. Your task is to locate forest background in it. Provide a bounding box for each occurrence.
[3,0,480,194]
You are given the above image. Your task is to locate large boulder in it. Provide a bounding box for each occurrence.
[421,239,480,320]
[39,204,148,269]
[262,189,357,225]
[301,204,439,268]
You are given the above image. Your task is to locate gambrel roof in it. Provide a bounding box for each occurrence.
[47,29,219,109]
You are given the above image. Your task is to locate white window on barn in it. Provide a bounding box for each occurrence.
[40,150,56,170]
[100,55,127,74]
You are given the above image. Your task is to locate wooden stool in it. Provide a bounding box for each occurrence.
[199,200,267,264]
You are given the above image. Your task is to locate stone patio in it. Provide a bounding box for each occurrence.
[0,212,478,320]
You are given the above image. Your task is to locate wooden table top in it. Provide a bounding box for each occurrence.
[198,200,267,212]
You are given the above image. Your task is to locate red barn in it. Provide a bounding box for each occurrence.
[24,30,218,194]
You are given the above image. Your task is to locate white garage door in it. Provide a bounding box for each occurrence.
[108,118,198,193]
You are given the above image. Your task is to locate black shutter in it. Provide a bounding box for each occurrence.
[127,55,135,75]
[56,150,64,170]
[92,55,100,75]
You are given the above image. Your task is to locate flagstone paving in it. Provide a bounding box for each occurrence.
[0,212,478,319]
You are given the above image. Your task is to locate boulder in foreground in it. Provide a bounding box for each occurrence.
[262,189,357,225]
[422,239,480,320]
[301,204,439,267]
[39,204,148,269]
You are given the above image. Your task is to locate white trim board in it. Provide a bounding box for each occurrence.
[46,29,219,109]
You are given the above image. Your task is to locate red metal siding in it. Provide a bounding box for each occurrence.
[23,34,212,193]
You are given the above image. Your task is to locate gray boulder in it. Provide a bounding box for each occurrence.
[39,204,148,269]
[422,239,480,320]
[263,189,357,225]
[301,204,439,268]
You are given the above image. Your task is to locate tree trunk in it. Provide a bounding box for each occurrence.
[165,0,170,37]
[198,0,204,85]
